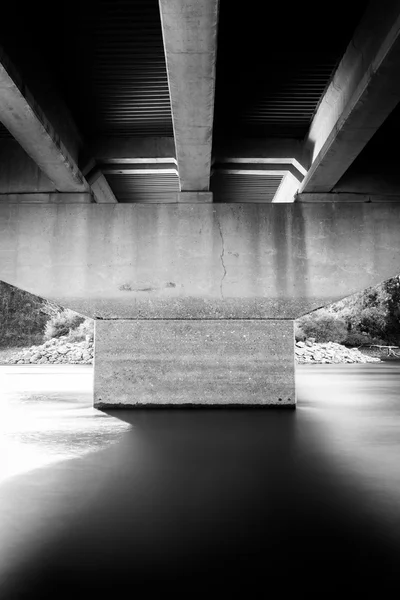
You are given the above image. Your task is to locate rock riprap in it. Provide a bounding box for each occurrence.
[5,337,380,366]
[6,336,94,365]
[295,340,380,364]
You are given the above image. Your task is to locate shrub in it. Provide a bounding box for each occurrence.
[66,319,94,343]
[297,311,348,344]
[44,309,85,340]
[41,299,63,320]
[0,281,60,347]
[357,306,388,339]
[294,322,306,342]
[344,332,375,347]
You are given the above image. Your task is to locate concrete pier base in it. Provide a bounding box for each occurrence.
[93,319,295,407]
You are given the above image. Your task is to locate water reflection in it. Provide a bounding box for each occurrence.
[296,363,400,534]
[0,364,400,596]
[0,366,130,480]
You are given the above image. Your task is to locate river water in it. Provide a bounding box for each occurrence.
[1,363,400,595]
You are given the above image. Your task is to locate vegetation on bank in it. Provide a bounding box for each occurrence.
[0,281,54,348]
[0,281,93,349]
[1,275,399,359]
[296,275,400,348]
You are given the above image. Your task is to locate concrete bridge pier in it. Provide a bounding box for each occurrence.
[93,319,295,407]
[2,201,400,408]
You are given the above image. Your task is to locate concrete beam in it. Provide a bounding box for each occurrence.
[301,0,400,193]
[91,136,176,162]
[159,0,219,191]
[90,175,118,204]
[0,49,89,193]
[82,162,118,204]
[101,163,178,176]
[214,162,305,182]
[177,191,213,203]
[296,192,400,203]
[215,138,308,171]
[272,173,301,203]
[2,203,400,320]
[0,193,92,204]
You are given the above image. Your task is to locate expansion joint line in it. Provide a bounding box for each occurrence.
[217,218,227,300]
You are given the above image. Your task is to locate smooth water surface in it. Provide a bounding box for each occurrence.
[1,363,400,595]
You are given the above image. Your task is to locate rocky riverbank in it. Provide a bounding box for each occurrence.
[4,336,94,365]
[1,337,382,366]
[295,340,381,364]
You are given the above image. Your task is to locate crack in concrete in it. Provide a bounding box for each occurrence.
[217,218,227,300]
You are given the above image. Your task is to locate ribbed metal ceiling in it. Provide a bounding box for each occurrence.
[213,0,370,140]
[0,0,373,203]
[0,1,172,140]
[211,173,283,203]
[61,0,173,138]
[106,173,179,203]
[239,64,341,139]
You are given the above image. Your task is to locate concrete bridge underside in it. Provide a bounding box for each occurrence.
[1,201,400,407]
[1,0,400,406]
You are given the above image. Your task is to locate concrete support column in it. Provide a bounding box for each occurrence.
[93,319,295,407]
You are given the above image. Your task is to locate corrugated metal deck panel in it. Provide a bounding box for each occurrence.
[106,173,179,203]
[213,1,370,140]
[211,173,283,203]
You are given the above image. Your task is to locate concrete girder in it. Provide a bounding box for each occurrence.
[215,138,308,172]
[101,163,178,176]
[273,173,302,203]
[90,175,118,204]
[301,0,400,193]
[159,0,219,192]
[213,162,305,182]
[0,193,92,204]
[297,192,400,203]
[82,161,118,204]
[0,50,89,194]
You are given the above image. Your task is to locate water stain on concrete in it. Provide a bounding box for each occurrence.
[119,283,156,293]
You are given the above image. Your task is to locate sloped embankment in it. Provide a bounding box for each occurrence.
[295,340,380,364]
[4,338,381,366]
[5,336,94,365]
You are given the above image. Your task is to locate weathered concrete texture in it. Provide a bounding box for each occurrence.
[177,191,213,203]
[94,319,295,407]
[159,0,218,191]
[0,49,88,193]
[272,173,300,203]
[302,0,400,193]
[297,193,400,203]
[50,297,317,321]
[2,203,400,319]
[0,193,92,204]
[90,174,118,204]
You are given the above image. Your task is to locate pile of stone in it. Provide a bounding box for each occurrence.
[295,340,381,364]
[6,336,94,365]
